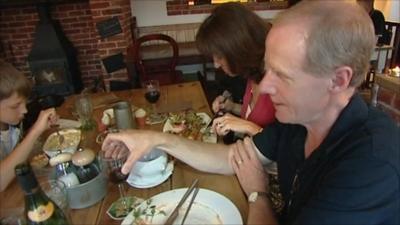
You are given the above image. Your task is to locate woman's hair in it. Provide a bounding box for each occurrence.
[0,60,32,101]
[274,1,375,87]
[196,2,270,83]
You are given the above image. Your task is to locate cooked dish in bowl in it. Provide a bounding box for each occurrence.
[43,128,81,157]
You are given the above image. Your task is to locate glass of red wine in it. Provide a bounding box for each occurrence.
[143,80,161,115]
[103,154,130,217]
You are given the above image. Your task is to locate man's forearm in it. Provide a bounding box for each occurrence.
[156,133,234,175]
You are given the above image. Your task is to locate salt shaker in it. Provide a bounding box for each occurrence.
[49,152,80,188]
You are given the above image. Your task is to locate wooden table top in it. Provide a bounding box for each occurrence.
[0,81,248,225]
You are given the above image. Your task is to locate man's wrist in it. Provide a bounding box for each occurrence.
[248,191,269,203]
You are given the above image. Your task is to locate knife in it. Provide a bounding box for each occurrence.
[164,179,199,225]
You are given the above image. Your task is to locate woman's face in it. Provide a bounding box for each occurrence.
[213,55,235,76]
[0,92,27,126]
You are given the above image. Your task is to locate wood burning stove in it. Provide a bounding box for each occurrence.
[28,3,82,97]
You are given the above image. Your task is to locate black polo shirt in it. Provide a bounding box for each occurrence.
[253,94,400,224]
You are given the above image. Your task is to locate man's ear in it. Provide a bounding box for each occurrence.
[329,66,353,92]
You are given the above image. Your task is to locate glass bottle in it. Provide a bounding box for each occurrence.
[71,148,100,183]
[49,152,80,188]
[15,163,70,225]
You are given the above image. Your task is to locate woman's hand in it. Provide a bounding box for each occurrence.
[229,137,268,196]
[31,108,58,135]
[212,113,262,136]
[212,95,235,113]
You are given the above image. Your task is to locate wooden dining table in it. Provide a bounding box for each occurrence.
[0,81,248,225]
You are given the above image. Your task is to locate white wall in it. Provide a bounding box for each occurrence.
[131,0,282,27]
[374,0,400,22]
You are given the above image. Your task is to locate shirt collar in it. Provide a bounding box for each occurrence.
[318,93,368,151]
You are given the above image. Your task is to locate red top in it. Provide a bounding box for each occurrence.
[240,80,275,127]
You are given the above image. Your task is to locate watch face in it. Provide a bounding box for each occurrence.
[249,192,258,202]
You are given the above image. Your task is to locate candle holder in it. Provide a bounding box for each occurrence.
[389,66,400,77]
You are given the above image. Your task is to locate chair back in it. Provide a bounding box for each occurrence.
[127,34,183,86]
[385,21,400,68]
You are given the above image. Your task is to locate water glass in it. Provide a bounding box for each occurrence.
[113,101,136,129]
[40,179,71,222]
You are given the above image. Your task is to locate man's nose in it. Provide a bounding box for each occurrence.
[259,70,277,95]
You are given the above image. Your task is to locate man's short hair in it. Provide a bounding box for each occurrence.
[274,1,375,87]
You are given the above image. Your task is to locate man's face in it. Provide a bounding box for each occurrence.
[259,24,332,125]
[0,92,28,126]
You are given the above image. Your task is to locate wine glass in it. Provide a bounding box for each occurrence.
[102,154,130,217]
[143,80,160,115]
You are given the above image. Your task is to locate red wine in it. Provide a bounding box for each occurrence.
[109,169,128,184]
[145,91,160,103]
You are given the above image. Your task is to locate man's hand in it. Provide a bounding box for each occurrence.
[101,130,156,174]
[229,137,268,196]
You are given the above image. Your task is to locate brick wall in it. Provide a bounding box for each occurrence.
[0,0,132,90]
[166,0,288,15]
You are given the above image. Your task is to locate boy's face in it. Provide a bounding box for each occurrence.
[0,92,28,126]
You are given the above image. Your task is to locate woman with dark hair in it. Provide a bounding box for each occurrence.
[196,2,275,137]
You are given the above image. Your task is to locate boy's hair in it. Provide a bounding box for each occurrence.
[0,60,32,101]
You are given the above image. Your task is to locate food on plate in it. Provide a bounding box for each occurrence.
[107,196,144,220]
[166,110,207,140]
[30,153,49,168]
[43,129,81,157]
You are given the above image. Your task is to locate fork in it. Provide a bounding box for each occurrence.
[51,124,64,149]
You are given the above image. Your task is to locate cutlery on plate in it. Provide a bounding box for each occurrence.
[51,124,64,149]
[180,186,199,225]
[164,179,199,225]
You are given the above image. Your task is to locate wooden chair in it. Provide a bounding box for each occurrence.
[127,34,184,86]
[385,21,400,68]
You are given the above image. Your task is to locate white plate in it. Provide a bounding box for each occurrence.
[42,128,81,158]
[163,112,217,143]
[126,161,174,189]
[121,188,242,225]
[58,119,81,129]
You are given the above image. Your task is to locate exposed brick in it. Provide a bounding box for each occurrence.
[57,4,76,12]
[90,2,111,9]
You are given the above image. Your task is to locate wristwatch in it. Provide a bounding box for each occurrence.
[248,192,268,203]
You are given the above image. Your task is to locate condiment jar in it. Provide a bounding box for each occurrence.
[71,148,100,183]
[49,152,80,188]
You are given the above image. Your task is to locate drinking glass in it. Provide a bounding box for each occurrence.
[143,80,160,114]
[103,155,130,217]
[74,93,96,131]
[40,179,71,223]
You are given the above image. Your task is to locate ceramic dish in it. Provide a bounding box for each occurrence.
[163,112,217,143]
[126,161,174,189]
[121,188,242,225]
[107,196,144,220]
[43,128,81,158]
[58,119,81,129]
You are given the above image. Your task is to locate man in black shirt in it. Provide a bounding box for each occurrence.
[102,1,399,224]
